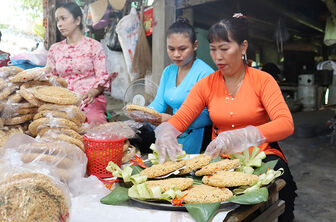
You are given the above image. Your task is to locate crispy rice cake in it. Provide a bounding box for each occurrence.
[146,178,193,192]
[195,159,240,176]
[178,154,211,175]
[140,160,186,178]
[181,184,233,204]
[202,171,259,187]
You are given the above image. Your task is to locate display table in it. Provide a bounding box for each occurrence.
[224,179,286,222]
[71,177,285,222]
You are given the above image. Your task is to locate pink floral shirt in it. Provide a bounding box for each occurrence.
[47,36,110,103]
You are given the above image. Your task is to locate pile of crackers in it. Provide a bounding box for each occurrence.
[139,155,259,204]
[0,66,86,151]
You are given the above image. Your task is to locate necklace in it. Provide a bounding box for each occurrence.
[225,72,245,97]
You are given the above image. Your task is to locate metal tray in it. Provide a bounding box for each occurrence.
[130,197,234,212]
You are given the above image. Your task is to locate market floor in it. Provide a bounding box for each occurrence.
[106,95,336,222]
[279,110,336,222]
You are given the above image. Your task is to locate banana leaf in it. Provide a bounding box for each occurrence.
[185,202,221,222]
[131,165,144,175]
[210,157,222,163]
[229,187,268,204]
[100,186,129,205]
[193,176,203,185]
[253,159,279,175]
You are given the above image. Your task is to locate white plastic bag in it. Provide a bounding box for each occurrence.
[116,7,140,81]
[101,39,130,100]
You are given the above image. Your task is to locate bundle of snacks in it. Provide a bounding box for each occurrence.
[0,126,24,147]
[0,67,70,141]
[1,134,87,182]
[0,171,71,222]
[122,140,140,164]
[124,103,161,124]
[30,103,85,151]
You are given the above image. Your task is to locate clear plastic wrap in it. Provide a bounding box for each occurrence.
[1,133,87,184]
[9,66,52,83]
[124,104,162,126]
[38,104,86,122]
[85,121,137,140]
[0,133,75,222]
[0,167,71,222]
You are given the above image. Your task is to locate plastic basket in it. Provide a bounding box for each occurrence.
[84,136,126,178]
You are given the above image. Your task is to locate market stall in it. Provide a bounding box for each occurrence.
[0,64,285,221]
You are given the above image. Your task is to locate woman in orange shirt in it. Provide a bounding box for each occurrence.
[154,13,296,222]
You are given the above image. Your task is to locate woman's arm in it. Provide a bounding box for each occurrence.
[92,44,112,92]
[46,45,58,76]
[256,74,294,142]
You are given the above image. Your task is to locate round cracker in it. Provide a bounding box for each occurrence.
[28,117,79,136]
[55,76,68,88]
[125,104,161,118]
[10,66,52,83]
[0,78,6,90]
[20,152,73,169]
[202,171,259,187]
[0,66,24,77]
[4,113,34,125]
[34,110,81,126]
[38,127,83,142]
[16,142,83,157]
[33,86,80,105]
[122,145,137,164]
[195,159,241,176]
[42,134,84,152]
[8,92,23,103]
[178,154,212,175]
[145,178,194,192]
[10,102,37,109]
[140,160,186,178]
[0,173,69,221]
[15,107,38,115]
[38,104,86,123]
[0,86,16,100]
[19,85,46,106]
[181,185,233,204]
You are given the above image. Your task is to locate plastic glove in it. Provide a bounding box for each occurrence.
[204,126,266,159]
[154,122,182,164]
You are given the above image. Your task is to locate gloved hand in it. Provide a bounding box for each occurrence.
[204,126,266,159]
[154,122,182,164]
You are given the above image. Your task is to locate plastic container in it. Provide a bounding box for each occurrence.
[84,136,126,178]
[298,74,314,86]
[297,85,317,111]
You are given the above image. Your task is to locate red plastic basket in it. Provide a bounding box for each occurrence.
[83,136,126,178]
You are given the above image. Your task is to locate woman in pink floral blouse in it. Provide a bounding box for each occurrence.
[47,2,113,125]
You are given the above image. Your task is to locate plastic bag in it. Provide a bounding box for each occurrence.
[0,168,71,222]
[116,7,140,80]
[0,134,76,221]
[85,121,137,140]
[101,40,130,100]
[1,133,87,183]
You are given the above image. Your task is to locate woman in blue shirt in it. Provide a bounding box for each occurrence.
[147,17,214,154]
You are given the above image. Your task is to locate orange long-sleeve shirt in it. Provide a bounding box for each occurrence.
[168,66,294,160]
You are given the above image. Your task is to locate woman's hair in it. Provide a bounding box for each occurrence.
[57,2,83,30]
[167,17,197,44]
[208,13,248,44]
